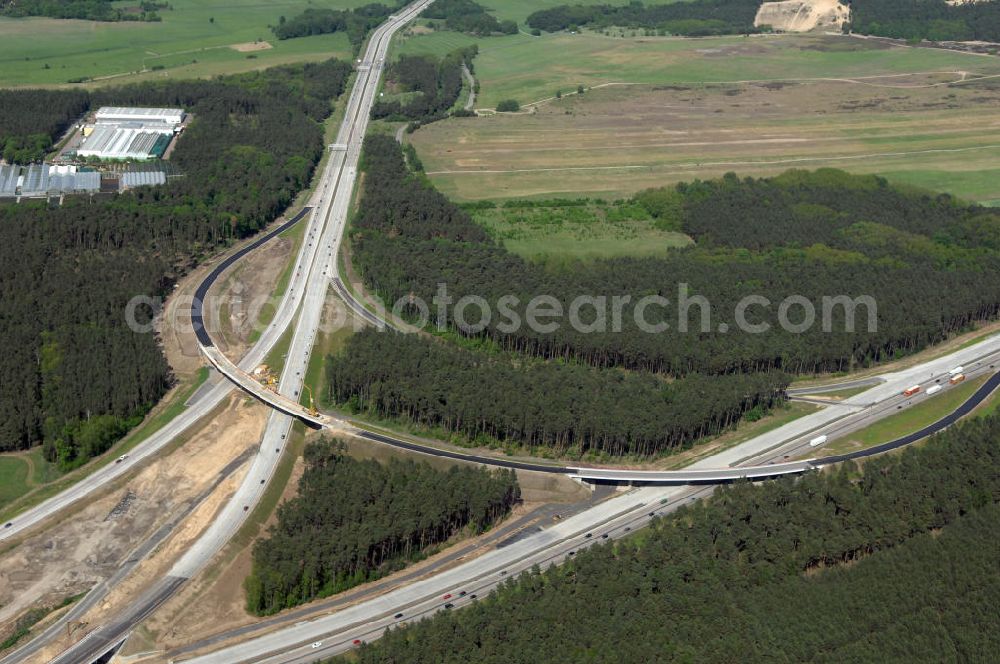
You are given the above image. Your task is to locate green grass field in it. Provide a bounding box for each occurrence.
[397,30,1000,107]
[0,0,368,87]
[469,201,691,260]
[477,0,686,23]
[302,326,353,411]
[0,456,30,508]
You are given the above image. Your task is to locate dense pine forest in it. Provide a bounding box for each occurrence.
[0,59,351,467]
[526,0,764,36]
[849,0,1000,42]
[343,135,1000,456]
[332,411,1000,663]
[371,46,478,124]
[245,438,520,614]
[326,330,788,457]
[354,136,1000,377]
[0,89,89,163]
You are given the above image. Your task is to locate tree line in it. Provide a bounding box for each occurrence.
[848,0,1000,42]
[0,59,352,467]
[245,438,520,615]
[423,0,518,36]
[272,3,402,49]
[330,410,1000,663]
[0,0,165,21]
[352,136,1000,380]
[371,46,478,124]
[0,89,89,163]
[526,0,764,37]
[325,329,789,458]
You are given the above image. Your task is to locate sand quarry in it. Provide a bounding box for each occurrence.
[755,0,850,32]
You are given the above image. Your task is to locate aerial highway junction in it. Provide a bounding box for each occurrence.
[2,2,1000,663]
[12,3,436,664]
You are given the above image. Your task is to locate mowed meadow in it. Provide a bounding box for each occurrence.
[0,0,372,87]
[399,30,1000,204]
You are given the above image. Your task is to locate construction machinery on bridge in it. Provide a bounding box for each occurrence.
[252,364,279,392]
[303,384,319,418]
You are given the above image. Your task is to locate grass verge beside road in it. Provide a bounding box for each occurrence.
[661,401,820,470]
[0,367,210,520]
[822,375,987,456]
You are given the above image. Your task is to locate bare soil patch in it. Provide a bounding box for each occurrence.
[0,395,266,661]
[132,429,590,655]
[755,0,849,33]
[230,41,273,53]
[209,235,293,360]
[142,431,308,651]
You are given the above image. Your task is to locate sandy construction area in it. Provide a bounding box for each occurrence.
[755,0,849,32]
[0,395,266,662]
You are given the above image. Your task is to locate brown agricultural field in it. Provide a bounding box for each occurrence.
[410,49,1000,203]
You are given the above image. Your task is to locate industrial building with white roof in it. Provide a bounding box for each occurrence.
[94,107,185,126]
[77,106,185,160]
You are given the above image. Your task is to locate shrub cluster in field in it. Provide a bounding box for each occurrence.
[849,0,1000,42]
[524,0,1000,41]
[372,46,478,125]
[526,0,764,37]
[0,0,167,22]
[423,0,517,36]
[272,3,402,49]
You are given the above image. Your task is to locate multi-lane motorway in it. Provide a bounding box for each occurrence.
[174,339,1000,664]
[30,3,435,663]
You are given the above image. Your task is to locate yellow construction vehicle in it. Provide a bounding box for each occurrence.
[303,384,319,417]
[253,364,279,392]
